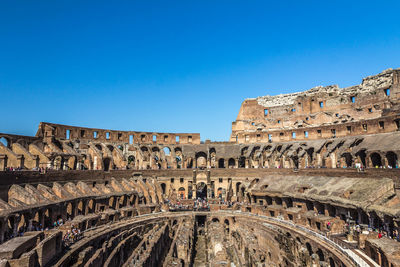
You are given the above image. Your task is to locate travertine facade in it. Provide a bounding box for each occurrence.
[0,69,400,266]
[231,68,400,143]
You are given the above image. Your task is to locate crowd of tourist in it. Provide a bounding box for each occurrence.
[193,198,210,211]
[167,199,192,211]
[62,226,82,247]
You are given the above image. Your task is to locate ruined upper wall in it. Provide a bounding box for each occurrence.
[232,68,400,143]
[254,69,393,108]
[36,122,201,145]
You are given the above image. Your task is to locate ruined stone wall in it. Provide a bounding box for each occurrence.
[36,122,200,145]
[231,68,400,143]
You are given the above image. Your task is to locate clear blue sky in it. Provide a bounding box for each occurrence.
[1,1,400,141]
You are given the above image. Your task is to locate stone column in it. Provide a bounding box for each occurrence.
[192,170,197,199]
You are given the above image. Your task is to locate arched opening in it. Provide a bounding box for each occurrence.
[218,158,225,168]
[53,156,63,170]
[228,158,235,168]
[355,150,367,167]
[107,145,114,152]
[87,199,95,213]
[17,214,26,233]
[178,187,185,199]
[238,156,246,168]
[195,152,207,168]
[306,242,313,256]
[175,147,183,169]
[6,217,15,240]
[329,257,335,267]
[77,200,84,215]
[197,182,207,199]
[33,212,40,229]
[66,203,73,219]
[316,248,325,262]
[292,156,299,168]
[119,195,126,207]
[326,205,336,217]
[127,155,135,168]
[386,151,398,168]
[109,197,115,208]
[370,152,382,167]
[95,144,102,151]
[341,153,353,167]
[0,137,9,148]
[211,218,219,223]
[209,148,216,168]
[160,183,166,195]
[217,187,223,199]
[163,147,171,155]
[44,209,52,228]
[103,158,111,171]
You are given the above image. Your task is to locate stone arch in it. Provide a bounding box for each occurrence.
[355,149,367,167]
[33,211,40,228]
[211,217,219,223]
[160,183,166,195]
[77,200,84,215]
[103,157,112,171]
[341,153,353,167]
[0,137,10,148]
[195,152,207,168]
[291,155,299,168]
[17,214,27,233]
[370,152,382,167]
[119,195,126,207]
[329,257,335,267]
[127,155,136,168]
[163,147,171,155]
[67,155,77,170]
[217,187,223,199]
[109,196,115,209]
[6,217,15,240]
[386,151,398,168]
[43,208,52,228]
[316,248,325,262]
[209,148,216,168]
[306,242,313,256]
[66,203,73,219]
[178,187,185,199]
[87,199,95,213]
[228,158,235,168]
[235,182,242,197]
[197,182,207,199]
[53,155,64,170]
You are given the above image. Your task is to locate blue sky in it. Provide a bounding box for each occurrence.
[1,0,400,141]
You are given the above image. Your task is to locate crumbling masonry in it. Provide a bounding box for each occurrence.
[0,69,400,266]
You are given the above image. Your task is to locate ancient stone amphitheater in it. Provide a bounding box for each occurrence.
[0,69,400,267]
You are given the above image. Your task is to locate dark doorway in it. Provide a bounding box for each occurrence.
[197,182,207,199]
